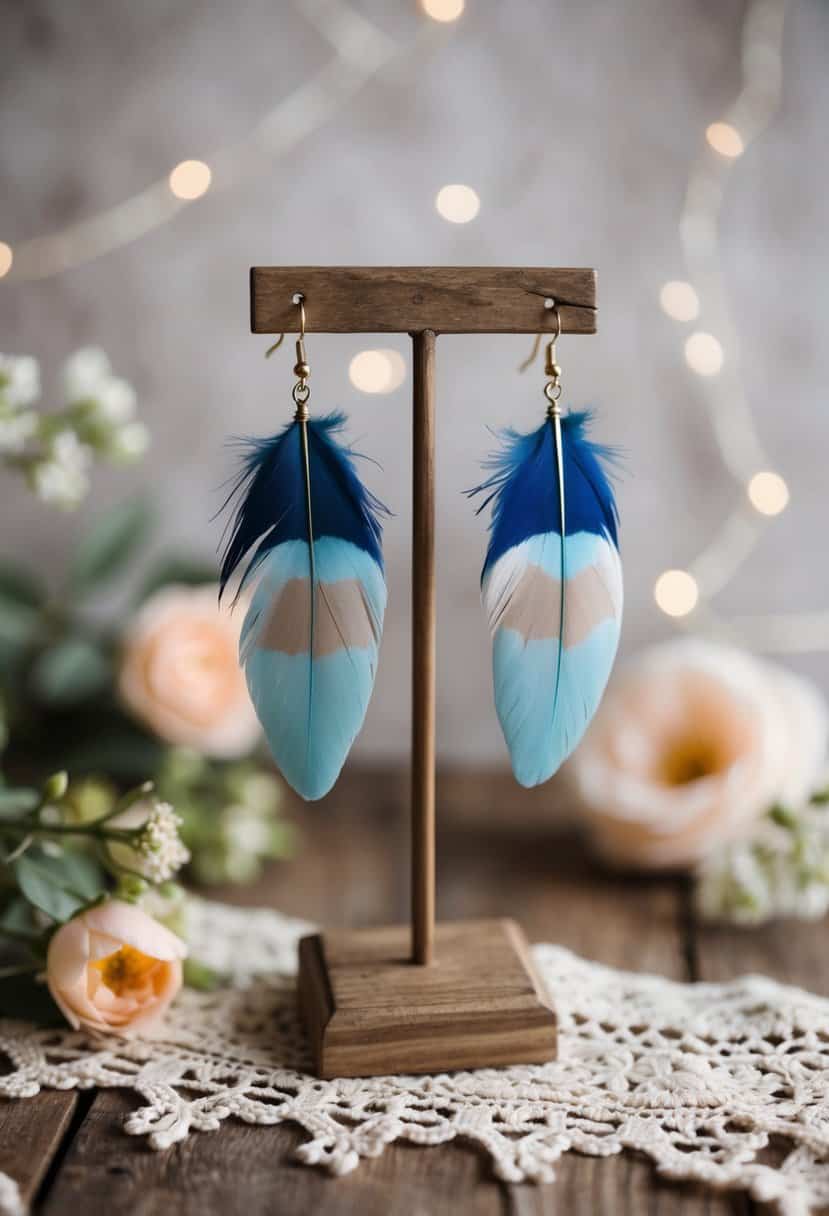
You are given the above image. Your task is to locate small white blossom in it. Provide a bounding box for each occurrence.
[29,430,93,508]
[0,354,40,408]
[63,347,111,404]
[134,801,191,883]
[697,796,829,925]
[110,420,150,460]
[95,376,136,425]
[51,429,91,470]
[0,409,38,453]
[107,798,190,883]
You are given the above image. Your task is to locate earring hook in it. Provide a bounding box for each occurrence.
[265,292,307,359]
[517,300,562,373]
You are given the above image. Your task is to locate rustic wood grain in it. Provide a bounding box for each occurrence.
[0,1092,77,1206]
[43,1090,505,1216]
[411,328,436,965]
[250,267,597,334]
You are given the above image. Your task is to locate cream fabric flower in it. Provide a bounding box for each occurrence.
[571,639,828,870]
[119,584,260,758]
[46,901,186,1035]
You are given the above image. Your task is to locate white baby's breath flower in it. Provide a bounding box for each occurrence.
[110,420,150,461]
[63,347,111,404]
[51,429,91,471]
[107,798,190,884]
[0,409,38,453]
[697,795,829,925]
[29,430,93,508]
[95,376,136,424]
[0,354,40,408]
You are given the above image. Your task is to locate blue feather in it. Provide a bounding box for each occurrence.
[469,410,623,787]
[220,413,387,800]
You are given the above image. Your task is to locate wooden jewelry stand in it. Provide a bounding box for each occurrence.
[250,266,597,1078]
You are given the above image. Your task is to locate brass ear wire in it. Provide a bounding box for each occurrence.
[265,293,311,420]
[517,302,564,417]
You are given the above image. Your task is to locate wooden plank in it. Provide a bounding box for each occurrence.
[250,266,597,334]
[0,1092,78,1206]
[42,1090,504,1216]
[693,910,829,994]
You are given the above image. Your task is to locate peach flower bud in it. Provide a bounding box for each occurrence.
[119,584,260,758]
[571,639,828,871]
[46,901,186,1035]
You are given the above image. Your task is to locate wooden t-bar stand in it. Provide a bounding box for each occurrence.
[251,266,596,1077]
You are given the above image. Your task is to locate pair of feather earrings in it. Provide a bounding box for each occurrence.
[219,301,623,800]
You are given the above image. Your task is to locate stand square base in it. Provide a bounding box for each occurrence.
[297,918,556,1078]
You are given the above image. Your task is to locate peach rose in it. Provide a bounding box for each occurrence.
[46,901,186,1035]
[119,584,260,758]
[571,639,827,870]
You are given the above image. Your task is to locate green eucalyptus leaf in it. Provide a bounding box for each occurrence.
[13,847,105,922]
[31,639,111,706]
[69,498,154,593]
[0,788,39,817]
[0,564,45,610]
[0,598,39,647]
[0,896,41,937]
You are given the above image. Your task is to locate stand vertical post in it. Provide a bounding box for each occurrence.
[411,329,436,965]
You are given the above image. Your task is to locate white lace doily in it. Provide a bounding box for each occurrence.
[1,900,829,1216]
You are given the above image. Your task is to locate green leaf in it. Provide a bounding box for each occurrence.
[0,599,39,647]
[30,639,111,706]
[183,958,225,991]
[58,849,105,901]
[13,847,104,922]
[0,563,45,610]
[0,896,41,937]
[0,787,39,818]
[137,555,218,603]
[69,498,154,593]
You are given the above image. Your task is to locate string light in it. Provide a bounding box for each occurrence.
[0,244,12,278]
[748,470,789,516]
[349,349,407,394]
[658,0,829,653]
[660,280,699,322]
[0,0,434,282]
[655,570,699,618]
[705,121,745,159]
[684,331,724,376]
[421,0,464,19]
[435,184,480,223]
[168,160,212,200]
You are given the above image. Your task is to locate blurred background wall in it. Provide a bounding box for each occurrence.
[1,0,827,765]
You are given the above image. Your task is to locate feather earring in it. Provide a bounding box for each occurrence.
[468,308,622,788]
[219,295,387,801]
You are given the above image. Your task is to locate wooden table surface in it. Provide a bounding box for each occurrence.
[7,769,828,1215]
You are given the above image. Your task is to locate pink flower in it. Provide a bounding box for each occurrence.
[46,901,186,1035]
[571,640,828,870]
[119,584,260,758]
